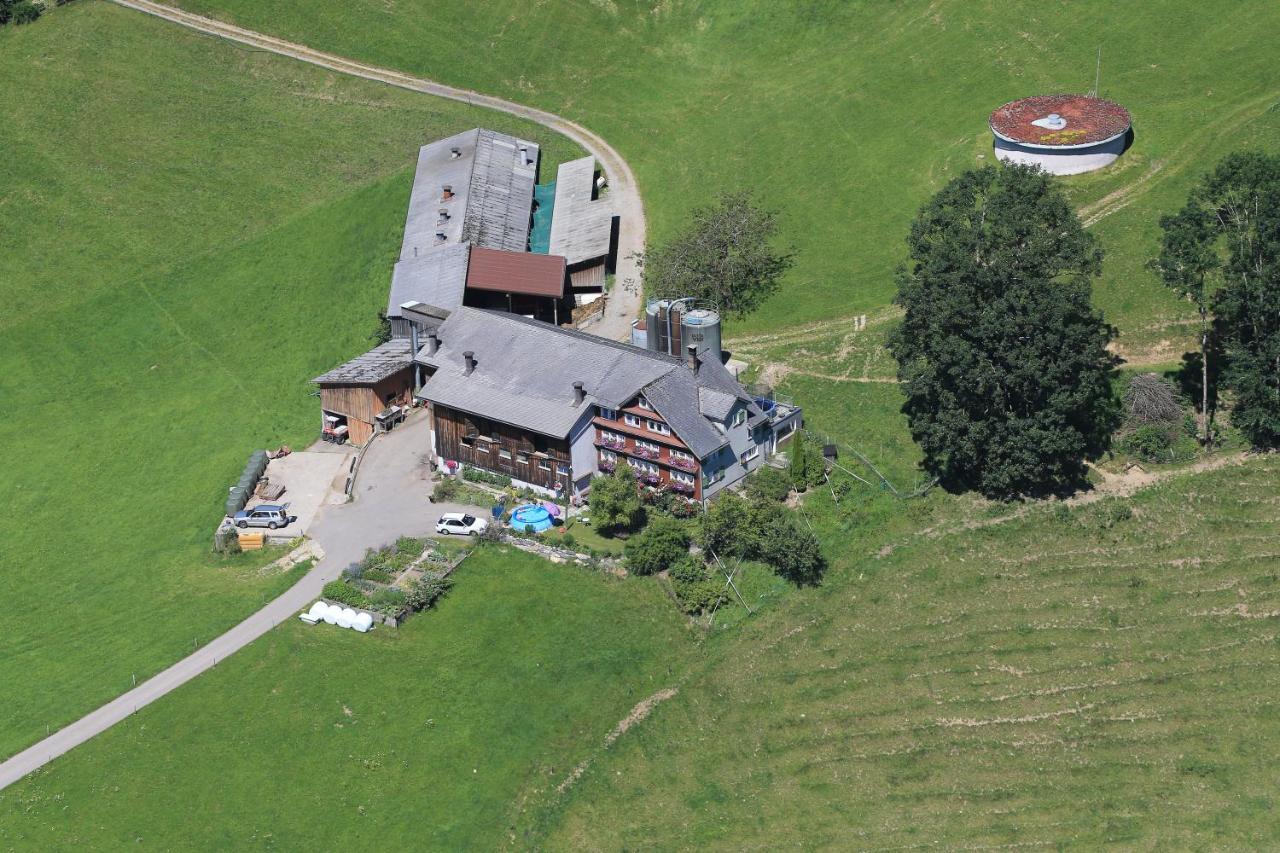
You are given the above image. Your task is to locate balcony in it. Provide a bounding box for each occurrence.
[598,435,626,451]
[667,479,695,495]
[598,458,616,473]
[668,454,698,472]
[632,445,660,461]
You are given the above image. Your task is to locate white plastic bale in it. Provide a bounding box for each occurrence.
[322,604,339,625]
[338,608,356,629]
[308,601,328,619]
[353,613,374,633]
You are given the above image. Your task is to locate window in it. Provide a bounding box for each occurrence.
[473,441,488,453]
[646,419,671,436]
[732,408,747,427]
[624,413,642,427]
[637,396,653,411]
[598,406,616,420]
[538,458,552,471]
[517,453,529,464]
[558,463,570,474]
[671,470,695,485]
[702,468,724,486]
[461,435,474,448]
[740,446,760,464]
[499,449,512,460]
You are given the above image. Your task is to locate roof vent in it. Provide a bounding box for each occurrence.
[449,146,462,159]
[572,381,585,406]
[441,184,454,201]
[463,350,476,376]
[434,230,447,244]
[427,330,440,356]
[1031,113,1068,131]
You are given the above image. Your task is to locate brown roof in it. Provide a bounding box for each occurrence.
[465,246,567,298]
[989,95,1131,147]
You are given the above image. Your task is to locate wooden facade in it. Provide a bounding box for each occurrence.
[593,397,703,500]
[319,369,414,446]
[432,403,572,492]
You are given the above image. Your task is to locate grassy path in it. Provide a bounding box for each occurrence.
[108,0,646,341]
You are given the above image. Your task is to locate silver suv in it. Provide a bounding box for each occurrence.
[233,504,294,530]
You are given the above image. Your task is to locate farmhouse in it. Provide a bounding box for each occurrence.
[413,307,800,500]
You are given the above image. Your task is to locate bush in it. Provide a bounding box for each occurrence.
[1118,421,1197,464]
[787,432,826,491]
[462,466,512,487]
[755,514,826,586]
[746,465,792,502]
[625,516,692,576]
[699,491,756,559]
[321,579,367,607]
[0,0,42,25]
[433,478,461,502]
[669,556,727,614]
[405,572,453,611]
[363,568,393,583]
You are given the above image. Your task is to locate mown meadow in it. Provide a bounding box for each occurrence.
[0,2,580,760]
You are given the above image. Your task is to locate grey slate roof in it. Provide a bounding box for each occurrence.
[313,340,415,385]
[413,308,758,457]
[400,129,539,262]
[548,156,614,265]
[387,241,471,318]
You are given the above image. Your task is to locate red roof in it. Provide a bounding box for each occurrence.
[465,246,567,298]
[989,95,1131,147]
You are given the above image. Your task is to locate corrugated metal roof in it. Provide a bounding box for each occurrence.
[400,128,539,263]
[313,340,415,385]
[466,246,567,298]
[548,156,614,265]
[387,241,471,318]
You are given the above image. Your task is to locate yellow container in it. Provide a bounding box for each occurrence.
[238,531,265,551]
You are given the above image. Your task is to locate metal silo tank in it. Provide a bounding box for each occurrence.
[644,300,663,353]
[680,308,722,361]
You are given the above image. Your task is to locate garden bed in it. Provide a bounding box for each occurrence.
[321,537,469,625]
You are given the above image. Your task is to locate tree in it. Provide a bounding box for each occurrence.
[887,165,1119,498]
[787,431,825,491]
[624,516,691,576]
[755,514,826,586]
[1157,152,1280,449]
[699,491,755,559]
[588,463,644,536]
[640,190,794,317]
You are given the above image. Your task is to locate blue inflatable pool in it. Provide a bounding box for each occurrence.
[510,503,553,533]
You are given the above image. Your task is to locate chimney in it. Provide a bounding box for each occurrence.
[686,344,700,376]
[463,350,476,376]
[441,184,454,201]
[427,330,440,356]
[449,146,462,159]
[437,207,450,220]
[572,381,585,406]
[435,230,447,243]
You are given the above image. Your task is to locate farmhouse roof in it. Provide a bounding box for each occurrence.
[387,241,471,318]
[412,308,756,456]
[548,156,614,265]
[465,246,568,298]
[400,128,539,261]
[312,339,415,385]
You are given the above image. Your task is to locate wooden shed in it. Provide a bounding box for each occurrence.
[312,340,416,446]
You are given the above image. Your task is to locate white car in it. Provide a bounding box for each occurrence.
[436,512,488,536]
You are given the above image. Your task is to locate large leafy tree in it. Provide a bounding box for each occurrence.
[588,463,644,536]
[888,165,1119,498]
[640,190,794,317]
[1157,152,1280,448]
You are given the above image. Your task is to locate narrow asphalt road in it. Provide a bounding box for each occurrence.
[109,0,646,342]
[0,416,485,791]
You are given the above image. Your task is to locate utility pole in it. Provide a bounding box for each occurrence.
[1093,46,1102,97]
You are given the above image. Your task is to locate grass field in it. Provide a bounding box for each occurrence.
[162,0,1280,351]
[0,547,693,849]
[542,457,1280,848]
[0,2,580,761]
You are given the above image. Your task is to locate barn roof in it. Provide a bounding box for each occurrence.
[548,156,615,265]
[400,128,539,261]
[412,308,757,456]
[466,246,567,298]
[387,241,471,318]
[313,340,415,386]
